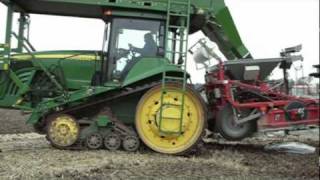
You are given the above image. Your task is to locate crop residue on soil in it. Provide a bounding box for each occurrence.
[0,109,319,180]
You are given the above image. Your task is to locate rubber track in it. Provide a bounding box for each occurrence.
[55,82,160,115]
[43,82,207,154]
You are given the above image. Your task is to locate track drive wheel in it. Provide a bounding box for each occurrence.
[47,114,80,148]
[215,104,256,141]
[136,83,206,155]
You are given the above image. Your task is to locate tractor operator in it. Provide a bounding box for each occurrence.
[129,33,157,57]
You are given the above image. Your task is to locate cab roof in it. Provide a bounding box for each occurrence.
[1,0,168,18]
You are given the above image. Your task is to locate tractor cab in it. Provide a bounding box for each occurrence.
[102,17,166,82]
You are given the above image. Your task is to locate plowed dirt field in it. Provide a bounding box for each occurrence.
[0,109,319,180]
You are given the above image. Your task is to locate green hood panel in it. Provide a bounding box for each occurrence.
[9,50,101,61]
[123,58,185,87]
[5,50,102,90]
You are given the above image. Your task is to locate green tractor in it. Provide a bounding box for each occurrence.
[0,0,250,154]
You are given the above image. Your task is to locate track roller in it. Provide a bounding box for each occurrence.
[85,132,103,149]
[104,133,122,151]
[122,135,140,152]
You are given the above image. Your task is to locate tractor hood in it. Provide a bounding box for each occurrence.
[5,50,102,61]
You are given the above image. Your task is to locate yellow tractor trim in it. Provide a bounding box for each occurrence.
[11,54,99,61]
[47,115,80,148]
[135,84,205,155]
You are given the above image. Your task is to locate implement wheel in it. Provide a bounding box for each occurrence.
[216,104,255,141]
[47,115,80,148]
[135,83,206,155]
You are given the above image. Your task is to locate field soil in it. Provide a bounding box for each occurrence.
[0,109,319,180]
[0,110,32,134]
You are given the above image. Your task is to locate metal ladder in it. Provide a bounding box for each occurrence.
[158,0,191,134]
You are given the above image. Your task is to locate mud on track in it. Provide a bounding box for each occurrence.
[0,109,319,180]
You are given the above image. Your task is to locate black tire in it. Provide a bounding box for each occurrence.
[215,104,256,141]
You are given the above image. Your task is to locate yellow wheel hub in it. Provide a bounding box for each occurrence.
[47,115,80,147]
[136,83,205,154]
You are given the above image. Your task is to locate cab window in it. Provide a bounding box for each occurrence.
[108,18,165,79]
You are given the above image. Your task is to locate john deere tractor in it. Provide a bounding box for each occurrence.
[0,0,250,154]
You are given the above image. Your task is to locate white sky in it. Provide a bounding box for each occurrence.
[0,0,319,83]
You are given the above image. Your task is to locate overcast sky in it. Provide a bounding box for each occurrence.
[0,0,319,83]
